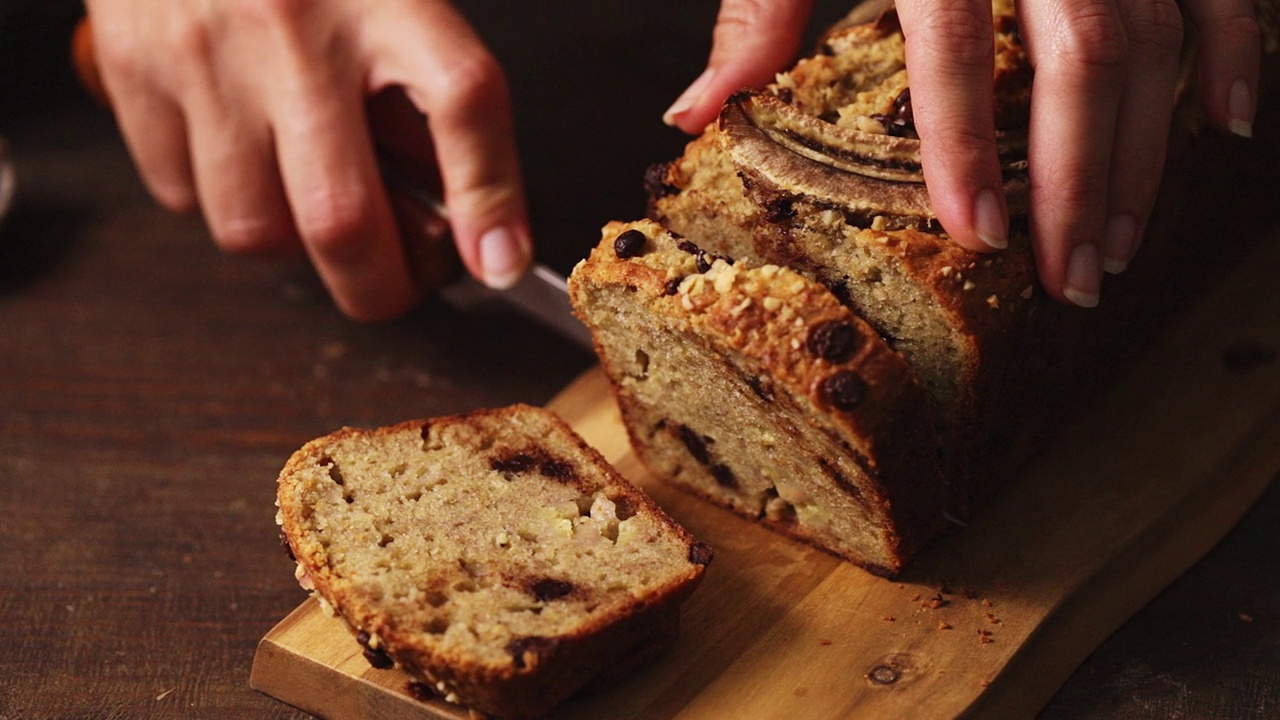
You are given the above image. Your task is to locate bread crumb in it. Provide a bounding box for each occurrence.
[987,294,1000,309]
[882,615,896,622]
[1240,613,1255,623]
[963,280,976,291]
[937,621,952,630]
[922,593,948,609]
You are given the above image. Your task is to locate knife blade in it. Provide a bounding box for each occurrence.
[381,158,594,351]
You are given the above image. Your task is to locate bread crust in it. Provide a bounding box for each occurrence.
[570,220,945,574]
[277,405,710,719]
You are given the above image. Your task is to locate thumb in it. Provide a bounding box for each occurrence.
[664,0,816,134]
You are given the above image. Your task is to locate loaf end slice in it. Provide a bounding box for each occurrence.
[276,404,711,720]
[569,219,945,575]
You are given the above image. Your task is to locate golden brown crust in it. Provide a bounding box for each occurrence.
[276,405,710,719]
[569,220,945,573]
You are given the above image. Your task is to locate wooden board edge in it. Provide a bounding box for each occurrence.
[963,415,1280,719]
[250,601,470,720]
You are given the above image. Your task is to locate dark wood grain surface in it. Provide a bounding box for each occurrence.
[1,3,1276,719]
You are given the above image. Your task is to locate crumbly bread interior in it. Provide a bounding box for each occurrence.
[570,220,943,573]
[277,405,708,716]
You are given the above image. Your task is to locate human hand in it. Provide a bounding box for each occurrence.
[665,0,1262,308]
[83,0,532,321]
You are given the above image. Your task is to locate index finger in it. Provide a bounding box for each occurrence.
[897,0,1009,253]
[361,0,532,290]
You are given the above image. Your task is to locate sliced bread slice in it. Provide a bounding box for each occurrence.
[276,404,710,719]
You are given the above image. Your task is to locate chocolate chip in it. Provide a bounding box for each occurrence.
[677,240,701,255]
[695,250,714,273]
[677,425,712,465]
[507,636,558,670]
[278,529,296,562]
[711,464,738,489]
[612,494,637,520]
[688,542,714,566]
[357,630,394,670]
[406,681,438,701]
[745,375,775,402]
[821,371,867,411]
[870,88,916,137]
[817,456,863,502]
[530,578,576,602]
[807,320,861,363]
[643,162,679,199]
[664,276,684,296]
[892,88,913,125]
[764,198,796,225]
[490,452,537,474]
[995,14,1021,42]
[823,278,854,307]
[539,459,575,482]
[614,229,648,259]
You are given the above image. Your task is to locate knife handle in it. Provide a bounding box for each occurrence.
[71,16,465,295]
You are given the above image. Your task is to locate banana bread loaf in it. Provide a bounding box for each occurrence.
[568,219,943,574]
[276,404,711,719]
[646,0,1051,511]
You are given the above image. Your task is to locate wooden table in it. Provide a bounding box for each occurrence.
[1,3,1277,718]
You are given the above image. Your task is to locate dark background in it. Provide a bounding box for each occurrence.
[1,2,1276,719]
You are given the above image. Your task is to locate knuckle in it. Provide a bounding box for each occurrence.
[161,13,216,66]
[911,4,995,64]
[212,215,281,254]
[1207,10,1262,46]
[1122,0,1184,57]
[1051,4,1129,71]
[715,0,771,33]
[295,189,372,261]
[90,28,150,88]
[1041,171,1109,213]
[235,0,310,26]
[433,52,507,112]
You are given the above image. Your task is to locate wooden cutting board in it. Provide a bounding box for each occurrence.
[251,232,1280,720]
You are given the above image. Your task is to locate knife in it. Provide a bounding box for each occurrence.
[72,17,593,351]
[381,157,594,350]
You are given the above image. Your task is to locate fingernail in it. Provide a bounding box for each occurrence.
[973,188,1008,250]
[479,226,531,290]
[1063,243,1101,308]
[663,69,716,127]
[1229,78,1254,138]
[1101,214,1136,275]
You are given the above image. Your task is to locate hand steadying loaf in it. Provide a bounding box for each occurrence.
[85,0,1261,316]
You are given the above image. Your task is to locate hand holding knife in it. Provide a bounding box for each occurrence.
[73,16,591,350]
